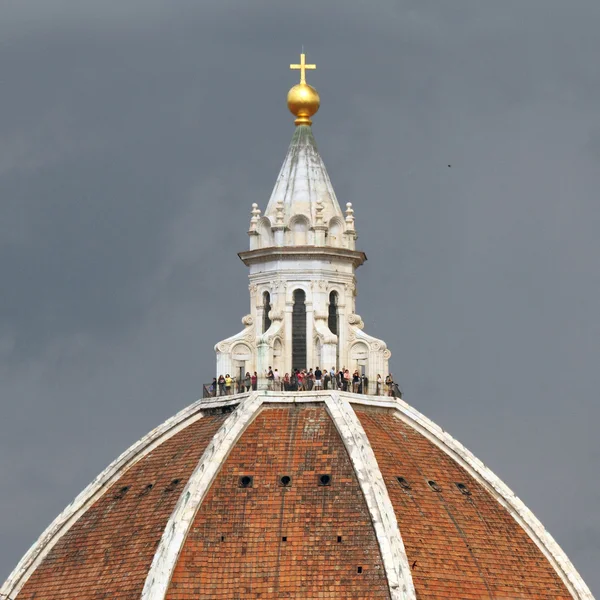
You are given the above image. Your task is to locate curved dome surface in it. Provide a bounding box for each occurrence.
[1,391,591,600]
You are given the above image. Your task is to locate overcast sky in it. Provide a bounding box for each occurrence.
[1,0,599,593]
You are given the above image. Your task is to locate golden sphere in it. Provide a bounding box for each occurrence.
[287,83,320,125]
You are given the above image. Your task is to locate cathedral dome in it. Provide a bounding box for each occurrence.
[1,392,591,599]
[2,52,592,600]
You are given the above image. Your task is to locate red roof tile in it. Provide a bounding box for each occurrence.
[18,414,226,600]
[167,406,390,599]
[356,407,571,599]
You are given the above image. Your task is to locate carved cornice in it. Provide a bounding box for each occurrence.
[239,246,367,268]
[248,271,355,286]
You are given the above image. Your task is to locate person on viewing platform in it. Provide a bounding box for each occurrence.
[290,370,298,391]
[314,367,322,389]
[362,374,368,394]
[386,373,394,397]
[352,370,360,393]
[297,370,305,391]
[207,366,399,397]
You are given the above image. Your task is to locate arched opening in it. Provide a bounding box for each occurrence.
[329,291,339,368]
[262,291,272,333]
[351,342,369,375]
[257,217,274,248]
[292,289,307,371]
[328,217,344,247]
[328,291,338,335]
[291,216,309,245]
[232,343,252,394]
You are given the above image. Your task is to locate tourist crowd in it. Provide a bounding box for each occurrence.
[208,368,400,398]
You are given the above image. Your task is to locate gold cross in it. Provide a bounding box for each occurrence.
[290,53,316,85]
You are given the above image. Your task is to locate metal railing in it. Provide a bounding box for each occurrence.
[203,377,402,399]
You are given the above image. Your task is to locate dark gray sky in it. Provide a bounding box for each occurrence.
[1,0,599,592]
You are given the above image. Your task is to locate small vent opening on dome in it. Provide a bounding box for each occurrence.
[456,482,471,495]
[428,480,442,492]
[113,486,130,500]
[318,474,331,486]
[397,477,411,490]
[164,479,181,493]
[138,483,154,497]
[239,475,253,488]
[357,566,363,574]
[337,536,342,543]
[279,475,292,487]
[221,535,225,542]
[282,536,287,542]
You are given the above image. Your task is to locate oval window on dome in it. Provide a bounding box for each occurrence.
[164,479,181,493]
[455,482,471,495]
[397,476,411,490]
[427,480,442,492]
[138,483,154,497]
[113,486,130,500]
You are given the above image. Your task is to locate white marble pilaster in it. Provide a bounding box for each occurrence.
[141,394,264,600]
[324,394,417,600]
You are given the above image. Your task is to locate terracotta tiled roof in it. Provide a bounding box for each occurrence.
[357,407,572,599]
[1,393,591,599]
[168,406,389,599]
[16,414,226,600]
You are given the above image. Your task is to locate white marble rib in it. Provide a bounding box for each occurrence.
[140,392,264,600]
[325,393,417,600]
[390,397,594,600]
